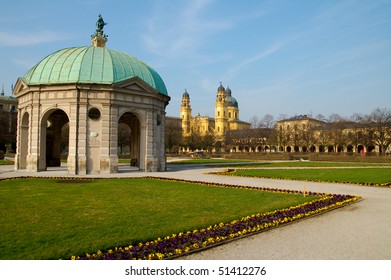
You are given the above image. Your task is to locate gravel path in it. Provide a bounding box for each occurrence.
[1,164,390,260]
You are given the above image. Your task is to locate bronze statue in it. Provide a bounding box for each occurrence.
[96,14,106,33]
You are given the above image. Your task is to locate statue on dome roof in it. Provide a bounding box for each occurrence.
[96,14,107,33]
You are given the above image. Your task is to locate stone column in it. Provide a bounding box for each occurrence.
[100,103,118,173]
[144,109,157,172]
[26,93,41,172]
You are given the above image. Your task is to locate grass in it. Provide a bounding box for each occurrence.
[170,158,257,164]
[0,160,14,165]
[169,159,391,168]
[241,161,391,168]
[0,177,318,260]
[229,168,391,185]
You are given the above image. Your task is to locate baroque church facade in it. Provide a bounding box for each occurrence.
[180,83,250,144]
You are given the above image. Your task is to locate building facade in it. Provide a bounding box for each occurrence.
[276,115,390,154]
[180,83,250,146]
[0,86,18,153]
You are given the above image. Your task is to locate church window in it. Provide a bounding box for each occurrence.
[217,111,220,117]
[218,126,220,132]
[228,112,231,118]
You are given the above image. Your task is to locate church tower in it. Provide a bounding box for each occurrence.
[215,82,228,139]
[180,89,192,136]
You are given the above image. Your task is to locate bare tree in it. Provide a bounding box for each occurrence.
[277,113,288,121]
[368,108,391,154]
[260,114,275,128]
[165,118,183,153]
[249,115,260,128]
[328,113,345,122]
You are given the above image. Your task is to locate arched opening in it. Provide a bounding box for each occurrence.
[357,145,365,154]
[319,145,325,153]
[286,146,292,153]
[327,145,334,153]
[215,141,222,153]
[265,145,270,152]
[19,112,29,169]
[302,146,308,153]
[41,109,69,170]
[118,112,140,167]
[368,145,375,153]
[347,145,354,153]
[310,145,316,153]
[337,145,343,153]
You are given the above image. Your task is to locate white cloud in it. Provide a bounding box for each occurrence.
[141,0,232,59]
[223,43,283,80]
[0,30,64,47]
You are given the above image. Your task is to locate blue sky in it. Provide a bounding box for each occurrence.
[1,0,390,122]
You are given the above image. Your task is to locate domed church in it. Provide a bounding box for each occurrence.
[180,83,250,143]
[13,15,170,174]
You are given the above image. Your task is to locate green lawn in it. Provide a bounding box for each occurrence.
[0,177,318,260]
[0,160,14,165]
[230,168,391,185]
[169,159,391,168]
[170,158,257,164]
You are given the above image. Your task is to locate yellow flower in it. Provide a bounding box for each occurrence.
[156,253,164,260]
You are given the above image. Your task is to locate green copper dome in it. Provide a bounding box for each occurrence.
[22,46,168,96]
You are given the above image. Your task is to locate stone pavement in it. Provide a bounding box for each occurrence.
[1,163,390,259]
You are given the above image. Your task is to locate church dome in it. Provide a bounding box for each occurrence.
[182,89,190,98]
[22,46,168,96]
[217,82,225,92]
[226,95,238,107]
[225,86,232,96]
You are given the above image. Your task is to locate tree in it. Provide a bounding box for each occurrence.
[183,126,201,151]
[165,118,183,153]
[249,115,260,128]
[260,114,275,128]
[328,113,345,122]
[368,108,391,154]
[0,110,17,153]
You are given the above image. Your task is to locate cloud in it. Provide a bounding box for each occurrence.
[141,0,232,59]
[222,43,283,80]
[0,30,64,47]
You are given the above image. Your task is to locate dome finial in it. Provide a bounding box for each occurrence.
[91,14,108,47]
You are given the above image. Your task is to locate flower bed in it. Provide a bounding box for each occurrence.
[72,177,360,260]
